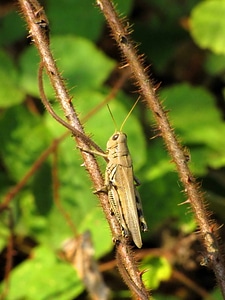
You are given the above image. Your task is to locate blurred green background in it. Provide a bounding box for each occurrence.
[1,0,225,299]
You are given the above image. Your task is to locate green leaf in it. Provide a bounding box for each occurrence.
[0,105,51,181]
[145,0,197,14]
[114,0,134,15]
[0,50,24,108]
[190,1,225,54]
[15,191,48,239]
[141,256,172,290]
[47,0,134,40]
[1,245,84,300]
[0,11,26,46]
[0,210,11,252]
[47,0,104,41]
[204,52,225,76]
[159,83,225,174]
[133,0,194,74]
[79,207,112,257]
[140,149,195,233]
[32,162,53,215]
[19,35,115,98]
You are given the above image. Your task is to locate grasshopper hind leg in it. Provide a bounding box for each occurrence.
[135,189,148,232]
[108,185,130,238]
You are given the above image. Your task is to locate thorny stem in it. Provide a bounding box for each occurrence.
[18,0,149,299]
[96,0,225,297]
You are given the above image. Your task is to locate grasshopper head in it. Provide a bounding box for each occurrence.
[107,131,127,149]
[106,98,139,151]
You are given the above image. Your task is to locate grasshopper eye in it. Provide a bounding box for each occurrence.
[112,134,119,140]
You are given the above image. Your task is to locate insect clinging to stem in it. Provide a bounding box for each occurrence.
[83,99,148,248]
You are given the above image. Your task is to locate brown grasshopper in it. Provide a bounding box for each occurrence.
[82,101,148,248]
[105,129,148,248]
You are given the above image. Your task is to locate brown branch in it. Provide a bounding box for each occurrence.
[172,269,215,300]
[18,1,149,299]
[96,0,225,298]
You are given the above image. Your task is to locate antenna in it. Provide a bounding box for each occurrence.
[107,104,118,130]
[120,97,140,131]
[107,97,140,132]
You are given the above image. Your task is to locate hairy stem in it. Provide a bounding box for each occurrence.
[96,0,225,297]
[18,0,149,298]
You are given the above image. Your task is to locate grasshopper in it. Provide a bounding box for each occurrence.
[105,129,148,248]
[83,100,148,248]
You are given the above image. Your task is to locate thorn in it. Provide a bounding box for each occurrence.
[150,132,161,139]
[153,82,161,92]
[119,63,129,69]
[96,0,103,10]
[139,268,148,278]
[178,199,190,205]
